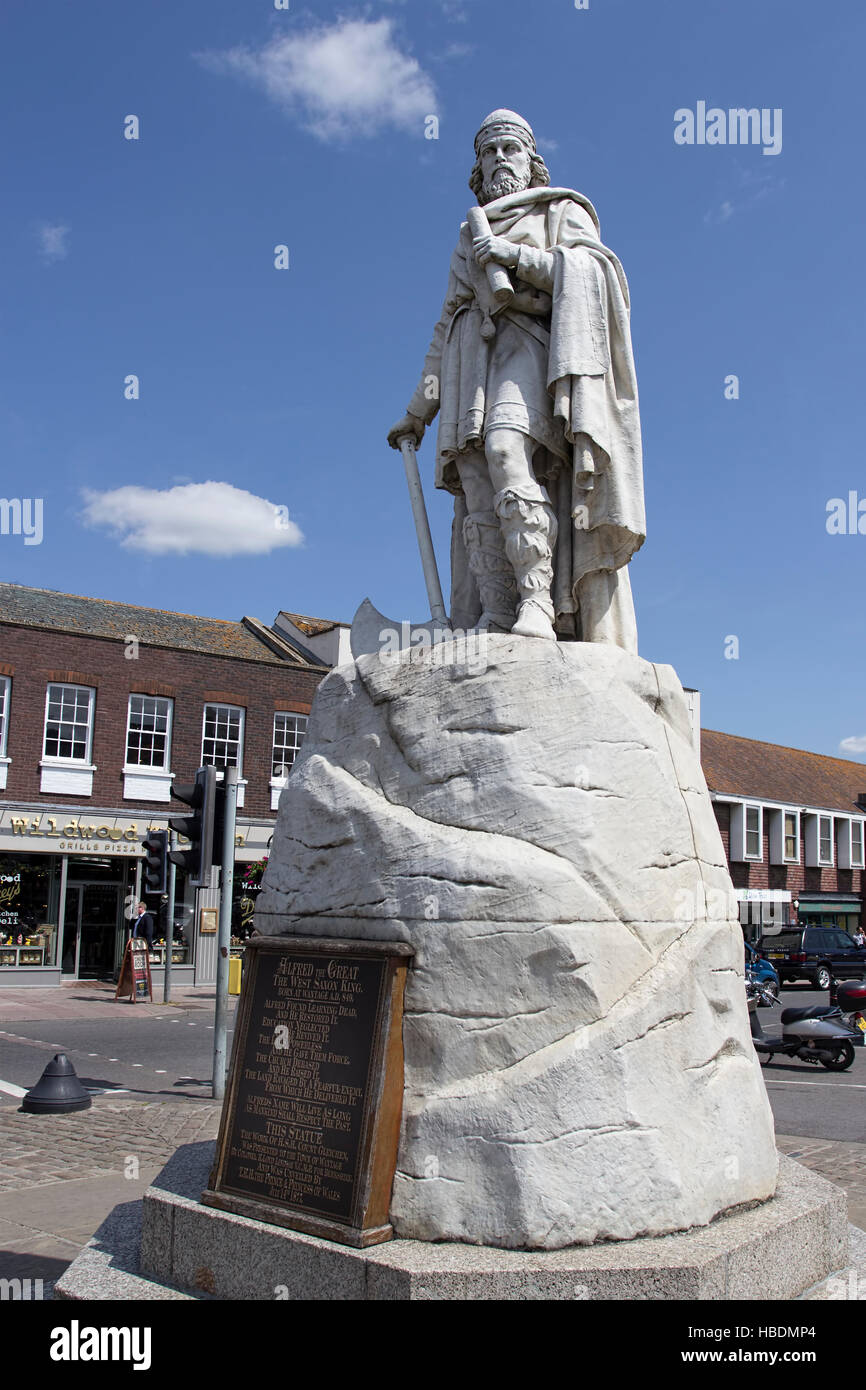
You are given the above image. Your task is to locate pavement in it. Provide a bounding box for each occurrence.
[0,980,220,1025]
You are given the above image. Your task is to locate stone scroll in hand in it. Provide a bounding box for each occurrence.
[466,205,514,309]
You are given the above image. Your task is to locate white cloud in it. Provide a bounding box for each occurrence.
[439,42,474,60]
[80,481,304,556]
[704,166,784,225]
[840,735,866,757]
[37,223,69,262]
[197,18,436,142]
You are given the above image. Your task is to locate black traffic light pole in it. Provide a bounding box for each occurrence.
[166,764,235,1097]
[164,846,177,1005]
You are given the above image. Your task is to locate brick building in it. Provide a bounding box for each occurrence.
[0,584,344,987]
[701,728,866,941]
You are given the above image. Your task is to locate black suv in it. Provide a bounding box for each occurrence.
[761,927,866,990]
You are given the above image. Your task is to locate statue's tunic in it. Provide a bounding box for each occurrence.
[407,187,646,632]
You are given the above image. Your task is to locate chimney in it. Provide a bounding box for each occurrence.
[682,688,701,759]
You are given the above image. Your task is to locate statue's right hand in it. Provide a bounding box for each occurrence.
[387,413,426,450]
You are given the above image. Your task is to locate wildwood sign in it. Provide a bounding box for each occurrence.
[202,935,414,1247]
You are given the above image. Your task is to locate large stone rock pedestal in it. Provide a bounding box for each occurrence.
[255,635,779,1249]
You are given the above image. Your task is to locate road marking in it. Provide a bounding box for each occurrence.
[154,1069,167,1074]
[132,1063,143,1067]
[765,1079,866,1089]
[85,1087,129,1096]
[0,1078,27,1097]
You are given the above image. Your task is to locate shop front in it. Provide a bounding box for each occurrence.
[0,807,146,986]
[795,894,862,933]
[0,805,277,988]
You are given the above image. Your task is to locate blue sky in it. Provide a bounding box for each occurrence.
[1,0,864,761]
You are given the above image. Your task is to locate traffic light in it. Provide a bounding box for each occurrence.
[141,828,168,895]
[169,766,220,887]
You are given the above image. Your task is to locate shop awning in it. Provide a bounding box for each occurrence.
[797,898,862,913]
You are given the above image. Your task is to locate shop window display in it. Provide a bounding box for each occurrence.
[0,855,62,967]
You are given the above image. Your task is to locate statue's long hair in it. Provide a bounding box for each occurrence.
[469,149,551,202]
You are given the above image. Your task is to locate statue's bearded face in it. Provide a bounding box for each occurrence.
[478,135,532,205]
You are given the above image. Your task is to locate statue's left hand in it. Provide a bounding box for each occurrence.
[473,233,519,269]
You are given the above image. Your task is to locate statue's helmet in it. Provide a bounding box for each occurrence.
[473,109,537,157]
[469,109,550,200]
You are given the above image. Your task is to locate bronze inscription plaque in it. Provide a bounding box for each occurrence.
[204,936,412,1245]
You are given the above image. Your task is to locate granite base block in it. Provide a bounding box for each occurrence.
[53,1198,205,1302]
[59,1141,846,1300]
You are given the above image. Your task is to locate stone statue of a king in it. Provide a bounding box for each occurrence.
[388,109,645,648]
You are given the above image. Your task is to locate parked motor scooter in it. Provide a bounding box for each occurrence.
[747,977,866,1072]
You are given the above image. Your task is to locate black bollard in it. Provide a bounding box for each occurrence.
[21,1053,92,1114]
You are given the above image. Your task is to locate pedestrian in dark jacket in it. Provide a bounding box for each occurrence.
[132,901,154,950]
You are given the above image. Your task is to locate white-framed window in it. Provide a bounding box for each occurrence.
[43,683,94,763]
[745,804,762,859]
[783,811,799,862]
[768,807,800,865]
[202,703,244,773]
[818,815,834,866]
[729,802,764,862]
[836,817,865,871]
[0,675,9,758]
[125,695,173,769]
[272,713,309,778]
[853,819,865,870]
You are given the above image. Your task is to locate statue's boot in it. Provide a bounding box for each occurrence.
[462,510,519,632]
[494,484,558,641]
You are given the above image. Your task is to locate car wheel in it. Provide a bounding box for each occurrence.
[816,966,831,991]
[821,1043,855,1072]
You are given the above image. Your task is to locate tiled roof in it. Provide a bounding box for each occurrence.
[702,728,866,816]
[0,583,322,667]
[279,611,348,636]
